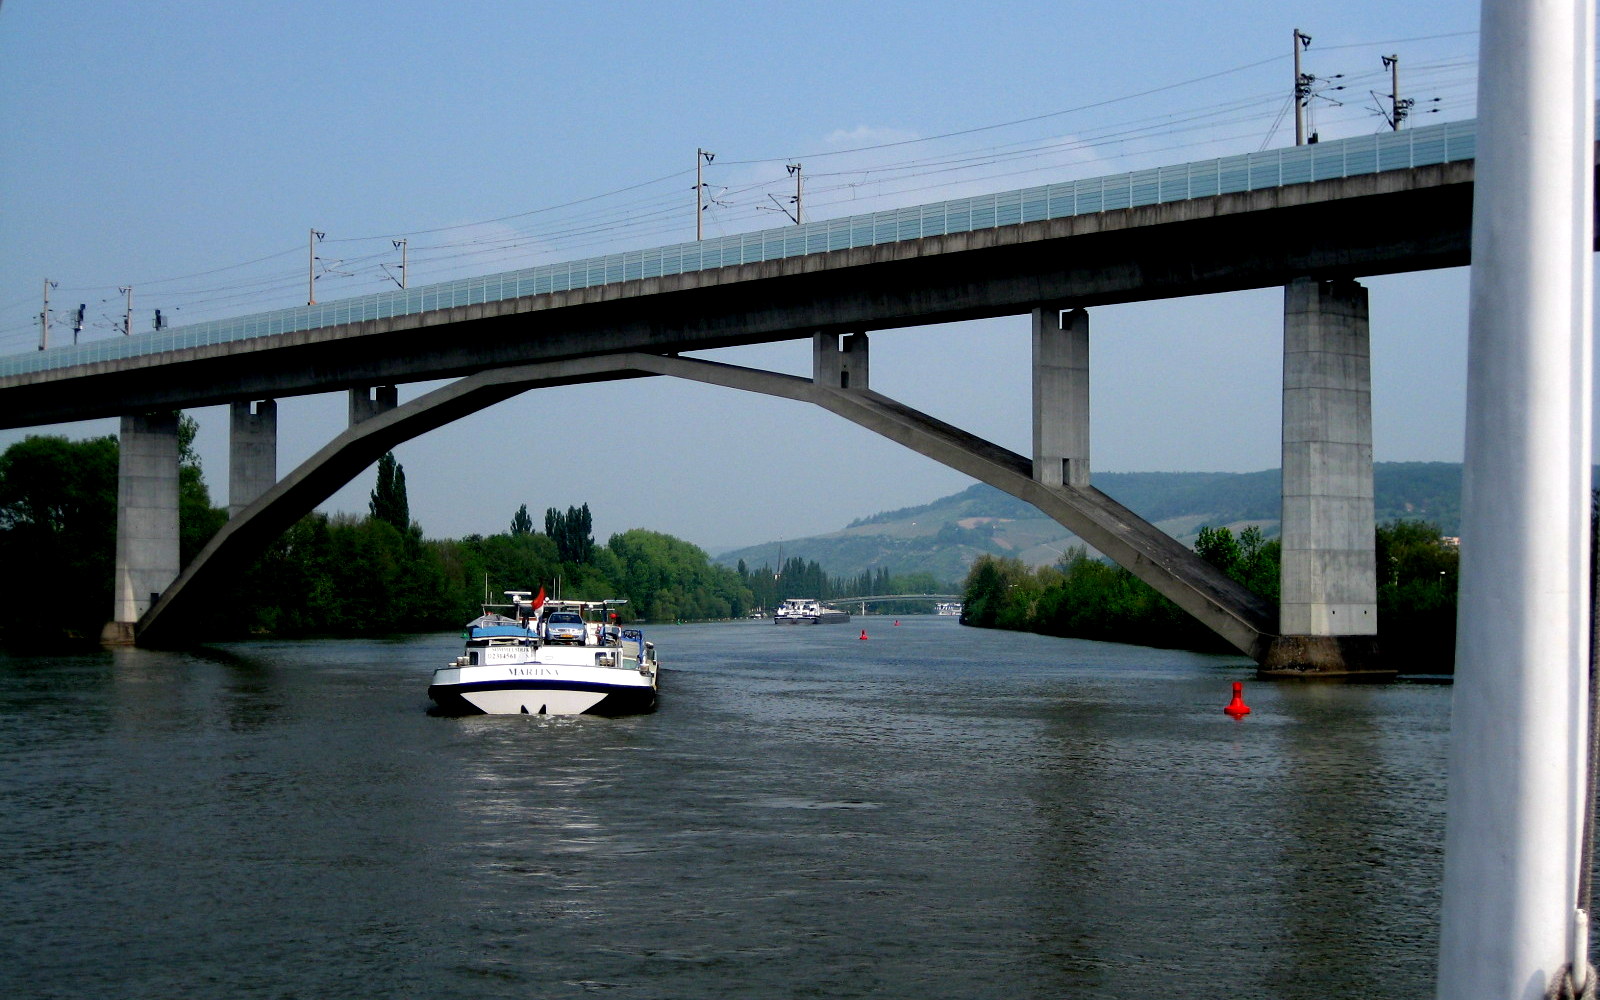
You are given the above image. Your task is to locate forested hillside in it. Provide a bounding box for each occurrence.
[716,463,1467,583]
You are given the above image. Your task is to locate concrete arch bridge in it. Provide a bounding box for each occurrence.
[0,114,1548,677]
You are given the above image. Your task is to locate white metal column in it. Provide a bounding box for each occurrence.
[1436,1,1595,996]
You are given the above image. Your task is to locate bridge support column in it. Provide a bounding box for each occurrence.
[229,400,277,517]
[1032,306,1089,487]
[349,385,397,425]
[101,412,180,644]
[812,332,868,389]
[1262,277,1382,676]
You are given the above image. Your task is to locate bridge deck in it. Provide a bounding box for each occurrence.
[0,119,1477,381]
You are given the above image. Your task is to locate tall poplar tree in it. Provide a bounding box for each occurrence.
[369,452,409,532]
[510,504,533,536]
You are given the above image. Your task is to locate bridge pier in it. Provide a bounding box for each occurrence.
[1261,277,1384,677]
[229,399,277,517]
[813,332,868,389]
[100,412,180,645]
[349,385,397,425]
[1032,306,1089,487]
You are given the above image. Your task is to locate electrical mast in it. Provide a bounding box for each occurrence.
[789,163,803,225]
[696,149,715,240]
[1381,54,1414,129]
[1293,28,1313,145]
[308,228,325,305]
[38,278,56,350]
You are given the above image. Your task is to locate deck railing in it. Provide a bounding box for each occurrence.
[1,118,1478,379]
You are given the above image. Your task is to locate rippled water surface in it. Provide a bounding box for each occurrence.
[0,617,1453,999]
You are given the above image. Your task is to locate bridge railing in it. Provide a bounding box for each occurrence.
[2,118,1479,379]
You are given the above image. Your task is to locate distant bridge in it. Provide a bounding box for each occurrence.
[827,594,962,612]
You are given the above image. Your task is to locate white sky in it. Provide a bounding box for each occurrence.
[0,1,1524,553]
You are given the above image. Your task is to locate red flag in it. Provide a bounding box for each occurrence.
[531,587,546,611]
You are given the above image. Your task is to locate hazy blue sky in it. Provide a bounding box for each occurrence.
[0,2,1506,553]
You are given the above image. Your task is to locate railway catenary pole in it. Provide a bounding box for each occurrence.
[1436,1,1595,998]
[1293,28,1311,145]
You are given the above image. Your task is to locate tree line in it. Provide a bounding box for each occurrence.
[961,520,1463,672]
[0,432,943,646]
[731,558,947,616]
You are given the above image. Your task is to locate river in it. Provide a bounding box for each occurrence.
[1,616,1453,999]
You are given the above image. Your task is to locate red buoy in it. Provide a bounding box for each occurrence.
[859,629,869,640]
[1224,681,1251,718]
[893,620,900,626]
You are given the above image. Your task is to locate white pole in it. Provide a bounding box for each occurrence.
[39,278,52,350]
[308,229,324,305]
[1293,28,1310,146]
[1437,0,1595,997]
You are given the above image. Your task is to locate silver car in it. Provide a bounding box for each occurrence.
[543,611,586,644]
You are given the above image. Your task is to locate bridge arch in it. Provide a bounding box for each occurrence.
[138,349,1276,662]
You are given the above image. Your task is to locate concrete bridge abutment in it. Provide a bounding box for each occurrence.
[1261,277,1386,678]
[100,412,180,645]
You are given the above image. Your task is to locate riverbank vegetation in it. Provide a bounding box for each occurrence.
[961,521,1462,671]
[0,433,945,646]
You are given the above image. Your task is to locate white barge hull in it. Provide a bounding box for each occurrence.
[429,662,657,716]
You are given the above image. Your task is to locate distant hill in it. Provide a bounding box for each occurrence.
[715,462,1465,585]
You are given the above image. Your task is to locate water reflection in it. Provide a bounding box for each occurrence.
[1270,682,1447,996]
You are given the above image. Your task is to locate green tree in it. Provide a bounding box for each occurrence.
[178,413,226,564]
[510,503,533,536]
[545,503,595,564]
[1194,526,1241,575]
[961,554,1029,628]
[369,452,409,533]
[0,434,121,645]
[1374,519,1458,671]
[607,528,750,620]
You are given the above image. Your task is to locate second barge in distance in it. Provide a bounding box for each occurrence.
[773,597,851,625]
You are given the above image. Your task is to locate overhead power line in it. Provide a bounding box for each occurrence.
[4,36,1489,352]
